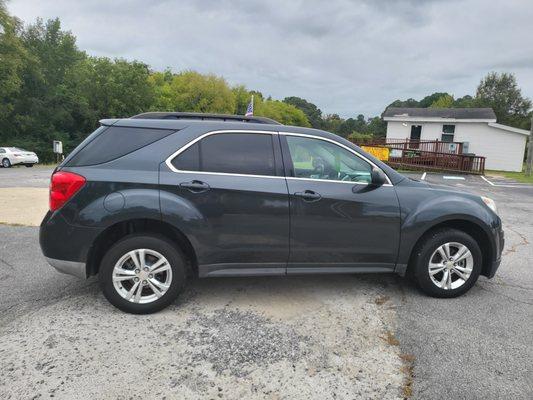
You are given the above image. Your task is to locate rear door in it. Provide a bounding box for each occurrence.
[280,133,401,273]
[159,130,290,277]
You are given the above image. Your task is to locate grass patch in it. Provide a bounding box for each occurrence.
[486,168,533,183]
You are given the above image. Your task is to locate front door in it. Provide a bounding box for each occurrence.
[280,134,400,273]
[160,131,290,277]
[410,125,422,148]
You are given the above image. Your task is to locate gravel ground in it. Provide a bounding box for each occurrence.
[0,167,532,399]
[0,228,405,400]
[0,164,53,188]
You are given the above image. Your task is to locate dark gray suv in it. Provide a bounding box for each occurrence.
[39,112,504,314]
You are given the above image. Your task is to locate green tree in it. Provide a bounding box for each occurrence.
[9,17,86,160]
[283,96,323,128]
[347,131,373,142]
[430,94,454,108]
[420,92,452,108]
[321,114,343,134]
[366,116,387,138]
[255,99,310,126]
[150,70,236,114]
[0,1,28,132]
[387,98,419,108]
[232,84,251,115]
[475,72,532,128]
[453,95,475,108]
[66,57,154,135]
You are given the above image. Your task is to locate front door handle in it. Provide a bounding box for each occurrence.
[294,190,321,202]
[179,180,210,193]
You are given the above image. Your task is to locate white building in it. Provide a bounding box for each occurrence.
[383,107,529,172]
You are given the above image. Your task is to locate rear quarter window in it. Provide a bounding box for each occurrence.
[66,126,174,167]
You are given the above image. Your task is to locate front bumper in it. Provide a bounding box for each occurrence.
[485,227,504,278]
[45,257,87,279]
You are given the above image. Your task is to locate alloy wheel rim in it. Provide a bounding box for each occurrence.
[428,242,473,290]
[2,160,8,167]
[112,249,172,304]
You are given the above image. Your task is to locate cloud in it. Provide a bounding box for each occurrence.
[7,0,533,117]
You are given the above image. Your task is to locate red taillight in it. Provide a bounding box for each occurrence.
[49,171,86,211]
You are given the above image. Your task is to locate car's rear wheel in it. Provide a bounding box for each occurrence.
[2,158,11,168]
[99,234,186,314]
[411,228,482,298]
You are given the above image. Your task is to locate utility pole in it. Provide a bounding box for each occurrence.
[526,115,533,176]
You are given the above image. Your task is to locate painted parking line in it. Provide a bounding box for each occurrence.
[421,172,427,180]
[443,176,465,180]
[481,175,533,188]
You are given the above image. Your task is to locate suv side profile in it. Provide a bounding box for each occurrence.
[39,112,504,314]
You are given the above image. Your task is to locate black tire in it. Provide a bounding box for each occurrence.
[411,228,482,298]
[99,234,186,314]
[2,158,11,168]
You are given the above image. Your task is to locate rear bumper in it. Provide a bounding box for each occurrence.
[45,257,87,279]
[40,211,102,279]
[11,156,38,165]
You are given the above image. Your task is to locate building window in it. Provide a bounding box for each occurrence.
[441,124,455,142]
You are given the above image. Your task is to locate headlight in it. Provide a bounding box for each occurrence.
[481,196,497,214]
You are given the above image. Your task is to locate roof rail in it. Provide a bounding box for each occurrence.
[130,112,282,125]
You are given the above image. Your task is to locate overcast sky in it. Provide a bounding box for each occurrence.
[7,0,533,117]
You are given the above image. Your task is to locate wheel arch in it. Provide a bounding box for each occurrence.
[86,218,198,278]
[405,219,494,278]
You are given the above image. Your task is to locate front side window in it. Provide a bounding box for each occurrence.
[285,136,372,184]
[171,132,276,176]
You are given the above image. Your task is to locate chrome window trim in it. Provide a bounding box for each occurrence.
[165,129,284,179]
[164,129,393,186]
[280,132,393,186]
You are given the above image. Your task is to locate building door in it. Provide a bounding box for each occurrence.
[410,125,422,148]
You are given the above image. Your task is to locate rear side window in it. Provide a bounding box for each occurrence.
[171,133,276,176]
[67,127,174,166]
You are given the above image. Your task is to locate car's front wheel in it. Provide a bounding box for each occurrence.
[2,158,11,168]
[99,234,186,314]
[411,228,482,298]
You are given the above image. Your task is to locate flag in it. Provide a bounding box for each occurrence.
[245,95,254,116]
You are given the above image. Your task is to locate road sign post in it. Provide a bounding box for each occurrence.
[53,140,63,164]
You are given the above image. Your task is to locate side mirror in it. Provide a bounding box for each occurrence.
[370,168,388,186]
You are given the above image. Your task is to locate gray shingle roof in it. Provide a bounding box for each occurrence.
[383,107,496,120]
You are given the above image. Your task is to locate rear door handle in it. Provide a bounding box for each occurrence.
[179,180,210,193]
[294,190,321,202]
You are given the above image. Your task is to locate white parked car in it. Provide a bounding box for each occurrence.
[0,147,39,168]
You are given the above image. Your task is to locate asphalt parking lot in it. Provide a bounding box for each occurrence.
[0,166,532,399]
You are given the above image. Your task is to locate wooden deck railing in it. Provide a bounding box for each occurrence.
[352,138,485,174]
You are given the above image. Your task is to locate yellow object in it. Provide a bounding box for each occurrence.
[361,146,390,161]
